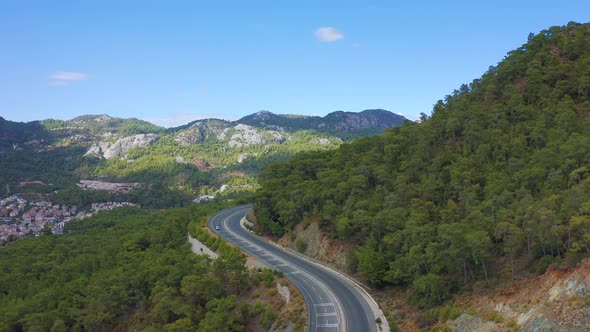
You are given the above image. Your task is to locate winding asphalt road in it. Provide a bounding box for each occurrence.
[208,204,381,332]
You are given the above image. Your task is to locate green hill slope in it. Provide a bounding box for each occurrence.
[254,22,590,303]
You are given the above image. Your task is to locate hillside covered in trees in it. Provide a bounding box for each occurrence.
[0,204,301,331]
[254,22,590,303]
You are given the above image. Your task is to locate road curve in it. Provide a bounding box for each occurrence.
[208,204,381,332]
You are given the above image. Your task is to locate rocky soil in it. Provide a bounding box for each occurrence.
[450,258,590,331]
[278,220,348,272]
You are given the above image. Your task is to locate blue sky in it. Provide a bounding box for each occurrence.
[1,1,588,127]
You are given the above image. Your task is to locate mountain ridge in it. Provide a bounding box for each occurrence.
[1,108,406,139]
[1,109,406,147]
[236,108,407,139]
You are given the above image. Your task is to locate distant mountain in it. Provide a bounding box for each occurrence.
[42,114,164,142]
[0,108,404,205]
[0,117,50,147]
[236,109,407,139]
[2,109,404,152]
[67,114,163,132]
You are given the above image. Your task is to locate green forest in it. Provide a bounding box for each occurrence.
[0,204,293,331]
[254,22,590,303]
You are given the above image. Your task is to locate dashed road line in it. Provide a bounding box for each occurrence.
[314,303,334,307]
[317,312,338,317]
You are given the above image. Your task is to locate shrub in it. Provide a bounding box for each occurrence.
[295,239,308,252]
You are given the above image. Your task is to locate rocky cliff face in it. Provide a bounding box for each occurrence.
[228,124,285,148]
[174,120,229,146]
[447,259,590,332]
[517,260,590,331]
[85,133,159,159]
[173,121,287,148]
[278,221,348,271]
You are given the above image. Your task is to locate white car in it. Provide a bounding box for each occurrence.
[215,225,220,231]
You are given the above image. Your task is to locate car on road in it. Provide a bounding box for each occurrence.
[215,225,220,230]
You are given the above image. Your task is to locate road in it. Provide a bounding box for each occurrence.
[208,204,382,332]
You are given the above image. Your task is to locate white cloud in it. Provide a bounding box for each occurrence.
[49,71,88,86]
[143,113,239,128]
[314,27,343,42]
[52,71,88,80]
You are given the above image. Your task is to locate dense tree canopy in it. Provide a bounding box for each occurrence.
[0,204,286,331]
[254,23,590,303]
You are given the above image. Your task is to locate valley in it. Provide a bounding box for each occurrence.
[1,17,590,332]
[0,109,405,246]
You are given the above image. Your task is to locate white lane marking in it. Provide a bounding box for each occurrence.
[317,312,338,317]
[316,323,339,327]
[314,303,335,307]
[286,274,321,332]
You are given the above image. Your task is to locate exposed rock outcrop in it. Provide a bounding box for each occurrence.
[175,120,228,145]
[517,260,590,331]
[84,142,111,157]
[229,124,285,148]
[449,314,498,332]
[85,133,158,159]
[278,221,347,271]
[449,259,590,332]
[309,138,333,145]
[237,153,256,163]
